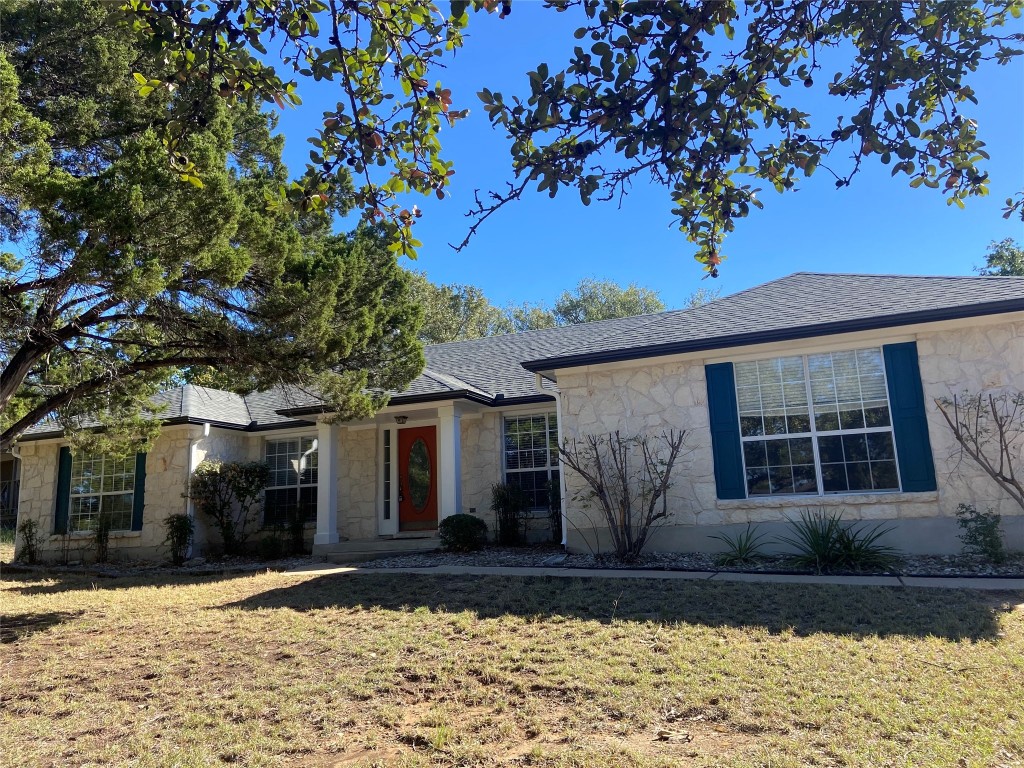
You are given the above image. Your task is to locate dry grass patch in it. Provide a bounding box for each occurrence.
[1,570,1022,767]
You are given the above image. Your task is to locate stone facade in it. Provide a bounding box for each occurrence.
[556,317,1024,555]
[337,427,378,540]
[14,426,195,562]
[14,315,1022,561]
[460,412,503,533]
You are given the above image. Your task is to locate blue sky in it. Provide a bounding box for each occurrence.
[276,5,1024,309]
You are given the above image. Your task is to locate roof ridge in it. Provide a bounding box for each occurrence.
[420,367,494,398]
[790,271,1024,280]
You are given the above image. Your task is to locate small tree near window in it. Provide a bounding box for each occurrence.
[190,461,271,556]
[559,430,687,563]
[935,391,1024,514]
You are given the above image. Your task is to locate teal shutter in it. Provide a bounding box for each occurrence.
[131,452,147,531]
[55,447,72,534]
[883,342,937,492]
[705,362,746,499]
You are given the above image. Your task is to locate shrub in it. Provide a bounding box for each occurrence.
[560,430,688,562]
[256,534,286,560]
[545,478,562,544]
[16,519,39,564]
[710,524,768,566]
[162,513,194,565]
[438,514,488,552]
[286,510,307,556]
[93,512,113,563]
[190,460,270,555]
[490,483,528,546]
[777,509,898,573]
[955,503,1006,563]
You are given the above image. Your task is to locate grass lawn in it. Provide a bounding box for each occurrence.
[2,570,1022,768]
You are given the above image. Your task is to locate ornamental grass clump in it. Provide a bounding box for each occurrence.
[710,524,769,566]
[777,508,898,574]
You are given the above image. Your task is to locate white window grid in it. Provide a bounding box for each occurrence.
[68,453,135,532]
[735,348,902,497]
[265,437,319,491]
[503,413,559,509]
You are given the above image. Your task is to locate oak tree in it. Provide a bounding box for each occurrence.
[119,0,1024,270]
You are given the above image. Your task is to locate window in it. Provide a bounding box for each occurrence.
[503,413,559,509]
[68,453,136,532]
[1,458,18,530]
[264,437,318,527]
[735,348,900,496]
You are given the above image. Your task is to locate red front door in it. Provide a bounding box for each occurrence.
[398,426,438,531]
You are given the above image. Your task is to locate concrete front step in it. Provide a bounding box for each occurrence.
[313,536,441,563]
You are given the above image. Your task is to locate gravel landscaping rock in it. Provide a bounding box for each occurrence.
[2,555,312,579]
[5,548,1023,579]
[355,546,1024,578]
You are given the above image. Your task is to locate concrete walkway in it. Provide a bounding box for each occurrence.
[284,562,1024,591]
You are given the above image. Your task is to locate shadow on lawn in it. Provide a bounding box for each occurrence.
[1,610,84,644]
[222,572,1018,642]
[1,567,266,596]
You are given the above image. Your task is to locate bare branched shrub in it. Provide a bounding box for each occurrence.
[559,430,687,562]
[935,391,1024,512]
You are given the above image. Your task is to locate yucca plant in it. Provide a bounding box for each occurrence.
[710,524,769,566]
[777,509,899,573]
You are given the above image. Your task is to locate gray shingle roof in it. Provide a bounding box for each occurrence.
[522,272,1024,371]
[18,273,1023,438]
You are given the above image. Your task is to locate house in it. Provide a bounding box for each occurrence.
[9,272,1024,562]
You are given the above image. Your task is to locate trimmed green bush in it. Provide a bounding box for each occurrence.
[438,514,488,552]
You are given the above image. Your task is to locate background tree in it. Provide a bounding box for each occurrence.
[0,2,422,452]
[976,238,1024,276]
[684,286,723,308]
[508,279,719,332]
[119,0,1024,269]
[405,271,512,344]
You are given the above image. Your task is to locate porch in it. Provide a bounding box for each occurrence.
[309,401,479,557]
[315,535,442,563]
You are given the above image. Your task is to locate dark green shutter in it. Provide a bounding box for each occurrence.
[705,362,746,499]
[131,452,147,531]
[55,447,72,534]
[883,342,937,492]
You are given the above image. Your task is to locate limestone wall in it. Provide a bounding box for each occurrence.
[917,319,1024,525]
[338,427,378,540]
[556,317,1024,555]
[14,427,194,563]
[460,412,502,533]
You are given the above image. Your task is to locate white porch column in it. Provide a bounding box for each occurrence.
[314,421,340,545]
[437,404,462,519]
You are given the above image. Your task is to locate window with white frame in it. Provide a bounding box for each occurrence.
[735,347,900,496]
[69,453,136,532]
[264,437,318,527]
[503,413,559,509]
